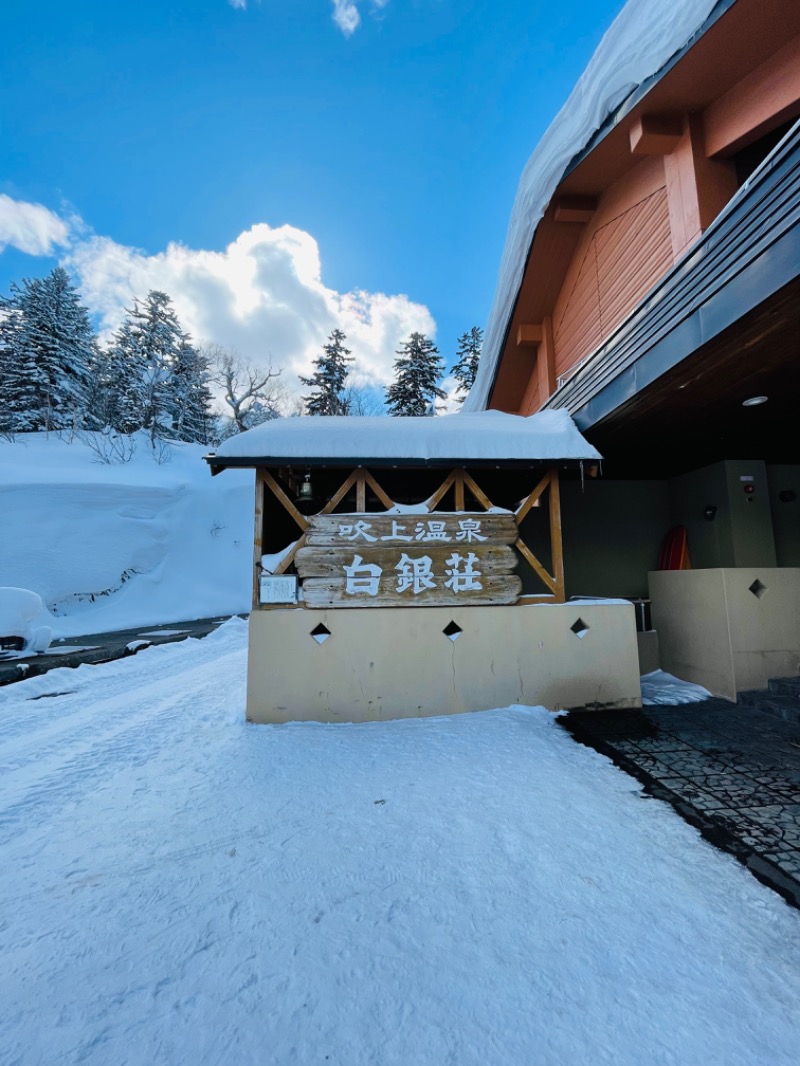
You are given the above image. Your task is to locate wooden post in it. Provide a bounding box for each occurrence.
[252,468,266,609]
[356,470,366,512]
[454,469,465,511]
[549,470,565,602]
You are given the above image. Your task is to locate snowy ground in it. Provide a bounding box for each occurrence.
[2,620,799,1064]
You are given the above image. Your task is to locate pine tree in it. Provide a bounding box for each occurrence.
[166,338,213,443]
[103,291,210,441]
[85,340,130,432]
[385,332,445,416]
[300,329,353,415]
[0,306,37,433]
[451,326,483,401]
[0,267,96,432]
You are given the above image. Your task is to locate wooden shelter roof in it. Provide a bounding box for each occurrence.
[206,410,601,473]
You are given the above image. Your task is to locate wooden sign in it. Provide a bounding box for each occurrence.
[304,513,518,547]
[295,512,521,608]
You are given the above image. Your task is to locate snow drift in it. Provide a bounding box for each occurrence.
[0,433,253,638]
[0,587,52,656]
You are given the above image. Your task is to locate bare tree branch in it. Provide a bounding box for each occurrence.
[204,344,285,432]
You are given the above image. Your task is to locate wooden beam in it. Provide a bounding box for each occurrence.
[252,468,266,609]
[514,537,557,594]
[704,35,800,158]
[515,470,551,525]
[273,534,306,575]
[461,470,494,511]
[630,114,684,155]
[263,469,309,532]
[319,469,360,515]
[538,316,556,402]
[364,470,395,511]
[425,470,457,512]
[553,195,596,223]
[516,323,543,348]
[549,470,565,603]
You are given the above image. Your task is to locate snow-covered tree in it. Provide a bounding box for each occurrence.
[300,329,353,415]
[85,336,131,433]
[209,346,284,435]
[385,332,445,416]
[0,267,96,433]
[112,292,182,438]
[166,338,213,444]
[100,291,210,442]
[451,326,483,401]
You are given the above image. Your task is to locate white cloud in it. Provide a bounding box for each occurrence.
[228,1,387,35]
[332,0,361,35]
[62,221,435,401]
[0,194,71,256]
[0,191,433,403]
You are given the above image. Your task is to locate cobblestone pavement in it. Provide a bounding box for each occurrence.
[561,700,800,909]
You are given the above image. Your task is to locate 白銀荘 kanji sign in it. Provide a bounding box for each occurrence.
[295,513,521,608]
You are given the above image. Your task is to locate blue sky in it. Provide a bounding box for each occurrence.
[0,0,624,399]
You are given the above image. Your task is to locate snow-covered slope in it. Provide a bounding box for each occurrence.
[465,0,724,411]
[0,433,252,638]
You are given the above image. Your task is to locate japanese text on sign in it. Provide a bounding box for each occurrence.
[343,552,483,597]
[336,518,488,544]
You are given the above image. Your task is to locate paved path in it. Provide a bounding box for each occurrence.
[0,617,235,686]
[562,700,800,909]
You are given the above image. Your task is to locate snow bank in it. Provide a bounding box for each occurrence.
[0,433,253,638]
[0,587,52,656]
[641,669,713,705]
[465,0,723,411]
[212,408,601,463]
[1,627,799,1065]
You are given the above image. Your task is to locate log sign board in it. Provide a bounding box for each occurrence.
[295,514,522,608]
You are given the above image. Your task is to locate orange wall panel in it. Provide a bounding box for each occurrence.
[552,183,672,383]
[595,187,672,336]
[553,244,602,380]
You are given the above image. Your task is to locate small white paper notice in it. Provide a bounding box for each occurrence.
[259,575,298,605]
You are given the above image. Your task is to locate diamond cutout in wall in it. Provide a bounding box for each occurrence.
[748,579,767,599]
[570,617,590,639]
[310,623,331,645]
[443,621,463,642]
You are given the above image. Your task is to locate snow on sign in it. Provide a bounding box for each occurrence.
[295,514,522,608]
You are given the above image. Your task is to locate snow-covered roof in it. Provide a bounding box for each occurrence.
[463,0,727,412]
[208,410,601,468]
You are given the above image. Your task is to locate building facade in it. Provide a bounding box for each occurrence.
[474,0,800,697]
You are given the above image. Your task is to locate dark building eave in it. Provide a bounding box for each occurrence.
[205,455,594,475]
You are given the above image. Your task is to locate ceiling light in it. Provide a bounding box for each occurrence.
[742,395,768,407]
